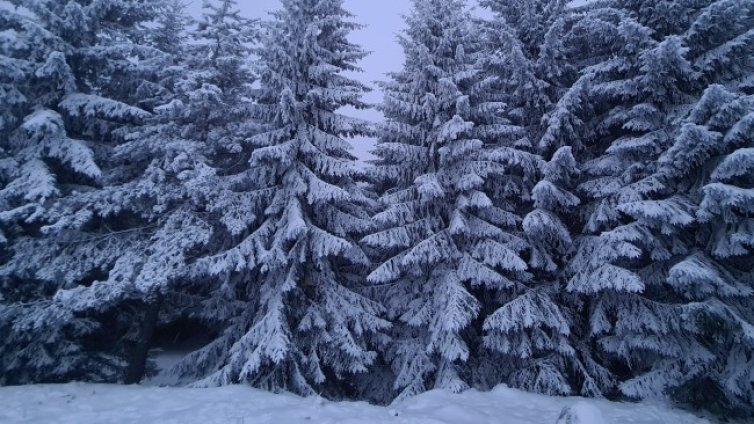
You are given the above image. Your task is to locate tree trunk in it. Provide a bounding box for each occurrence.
[124,294,162,384]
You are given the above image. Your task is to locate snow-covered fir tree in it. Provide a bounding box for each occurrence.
[475,0,612,397]
[161,0,279,385]
[150,0,192,57]
[622,0,713,40]
[478,0,568,58]
[620,83,754,414]
[501,147,582,395]
[366,0,483,398]
[175,0,389,398]
[476,17,552,151]
[548,5,698,404]
[365,0,547,400]
[63,0,261,384]
[94,0,262,385]
[612,0,754,412]
[0,0,170,384]
[538,0,754,413]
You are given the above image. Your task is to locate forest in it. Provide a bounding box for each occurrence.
[0,0,753,418]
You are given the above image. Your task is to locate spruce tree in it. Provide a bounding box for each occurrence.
[0,0,168,384]
[366,0,544,399]
[153,0,267,383]
[479,0,568,59]
[151,0,192,57]
[540,0,754,412]
[620,84,754,413]
[476,0,612,397]
[176,0,389,397]
[499,147,580,395]
[614,0,754,412]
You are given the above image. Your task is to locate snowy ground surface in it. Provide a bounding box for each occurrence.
[0,383,717,424]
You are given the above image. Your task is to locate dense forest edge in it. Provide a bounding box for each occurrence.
[0,0,752,419]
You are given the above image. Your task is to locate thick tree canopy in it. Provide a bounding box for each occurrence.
[1,0,752,418]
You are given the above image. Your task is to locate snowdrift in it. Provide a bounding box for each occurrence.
[0,383,714,424]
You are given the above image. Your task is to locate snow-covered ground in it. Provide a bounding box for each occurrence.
[0,383,715,424]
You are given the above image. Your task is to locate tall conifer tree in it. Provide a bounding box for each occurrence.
[366,0,544,399]
[0,0,169,384]
[178,0,389,397]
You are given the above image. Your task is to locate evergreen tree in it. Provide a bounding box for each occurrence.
[478,0,568,58]
[474,0,623,397]
[692,91,754,413]
[622,0,713,40]
[480,148,584,397]
[165,0,273,385]
[614,0,754,412]
[113,0,265,384]
[477,17,551,151]
[619,84,754,413]
[0,0,751,414]
[366,0,544,400]
[541,0,754,413]
[176,0,389,397]
[151,0,192,56]
[0,0,168,384]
